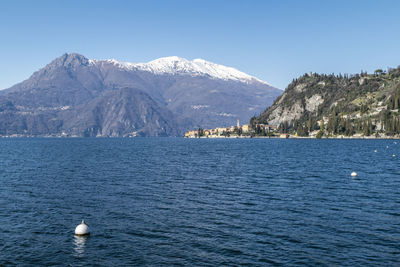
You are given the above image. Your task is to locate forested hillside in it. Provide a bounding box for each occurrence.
[256,66,400,137]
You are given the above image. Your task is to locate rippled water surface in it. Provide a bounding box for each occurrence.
[0,138,399,266]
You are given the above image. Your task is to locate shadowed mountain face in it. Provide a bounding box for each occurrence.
[0,53,281,136]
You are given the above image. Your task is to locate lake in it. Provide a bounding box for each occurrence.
[0,138,399,266]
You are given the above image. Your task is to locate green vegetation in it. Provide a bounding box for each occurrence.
[256,66,400,137]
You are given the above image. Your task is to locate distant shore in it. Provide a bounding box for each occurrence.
[189,135,400,139]
[0,134,398,139]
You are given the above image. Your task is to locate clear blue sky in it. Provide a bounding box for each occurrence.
[1,0,400,90]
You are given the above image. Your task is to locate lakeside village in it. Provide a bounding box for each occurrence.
[184,119,288,138]
[184,118,400,139]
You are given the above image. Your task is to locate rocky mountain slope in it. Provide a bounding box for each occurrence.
[256,67,400,137]
[0,53,281,137]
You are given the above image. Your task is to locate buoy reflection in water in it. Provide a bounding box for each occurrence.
[73,235,89,257]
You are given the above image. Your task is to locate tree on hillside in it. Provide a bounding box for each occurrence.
[198,128,204,137]
[279,121,290,134]
[250,116,257,130]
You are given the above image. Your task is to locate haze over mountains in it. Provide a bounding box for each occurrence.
[0,53,281,137]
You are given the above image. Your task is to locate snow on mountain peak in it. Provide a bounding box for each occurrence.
[93,56,270,85]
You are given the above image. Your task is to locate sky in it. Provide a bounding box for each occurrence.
[1,0,400,90]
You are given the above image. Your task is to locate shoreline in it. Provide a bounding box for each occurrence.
[0,135,398,139]
[187,135,400,140]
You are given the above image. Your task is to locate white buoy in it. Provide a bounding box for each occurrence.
[374,150,378,152]
[75,220,90,236]
[393,154,396,157]
[351,171,357,177]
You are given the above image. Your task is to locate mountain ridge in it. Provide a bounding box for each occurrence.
[89,55,272,86]
[0,53,281,137]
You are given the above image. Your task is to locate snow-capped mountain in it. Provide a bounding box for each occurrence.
[0,53,282,137]
[90,56,270,85]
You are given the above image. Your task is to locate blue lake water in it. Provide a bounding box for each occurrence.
[0,138,399,266]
